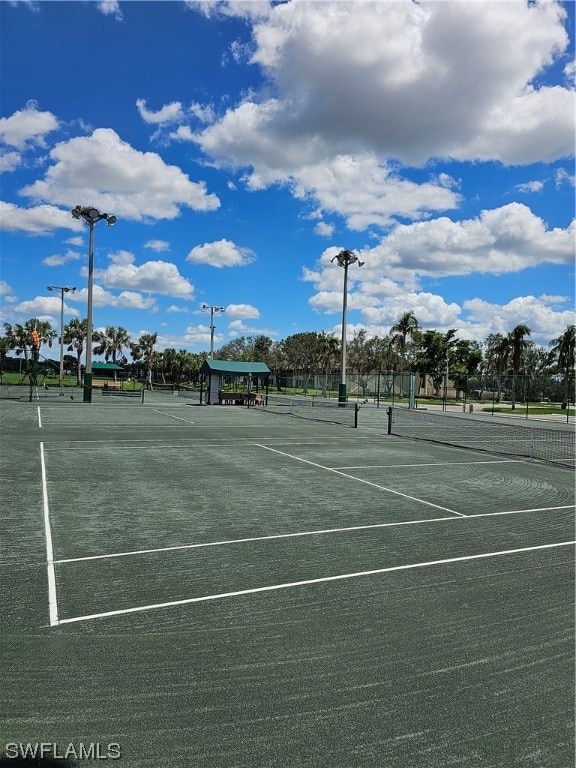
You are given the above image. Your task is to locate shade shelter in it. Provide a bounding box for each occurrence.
[199,359,270,405]
[88,362,125,387]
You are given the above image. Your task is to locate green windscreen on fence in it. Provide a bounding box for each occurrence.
[387,406,575,467]
[263,394,359,428]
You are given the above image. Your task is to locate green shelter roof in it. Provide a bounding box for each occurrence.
[92,362,124,371]
[200,359,270,376]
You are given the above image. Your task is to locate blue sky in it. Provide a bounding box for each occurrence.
[1,0,574,357]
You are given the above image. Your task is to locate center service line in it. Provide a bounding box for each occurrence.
[254,443,467,517]
[56,541,575,625]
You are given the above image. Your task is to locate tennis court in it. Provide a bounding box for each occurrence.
[1,393,574,767]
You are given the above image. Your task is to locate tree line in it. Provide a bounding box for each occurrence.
[2,313,574,399]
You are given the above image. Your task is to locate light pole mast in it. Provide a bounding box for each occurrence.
[331,249,364,405]
[47,284,76,395]
[71,206,116,402]
[202,304,226,359]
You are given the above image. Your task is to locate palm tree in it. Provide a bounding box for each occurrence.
[390,312,419,372]
[93,326,131,381]
[550,324,575,408]
[131,332,157,389]
[317,332,340,397]
[63,318,88,386]
[508,324,531,409]
[3,323,30,366]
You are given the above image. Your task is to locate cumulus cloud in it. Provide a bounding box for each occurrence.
[185,1,572,230]
[314,221,334,238]
[42,250,82,267]
[95,257,195,297]
[0,201,83,235]
[97,1,123,20]
[70,285,158,310]
[144,239,170,252]
[20,128,220,221]
[303,203,575,343]
[187,239,255,267]
[12,295,79,320]
[225,303,260,319]
[462,295,575,342]
[515,180,545,193]
[0,102,59,149]
[136,99,184,125]
[0,151,22,173]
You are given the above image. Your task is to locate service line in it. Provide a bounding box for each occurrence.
[56,541,575,625]
[53,504,573,565]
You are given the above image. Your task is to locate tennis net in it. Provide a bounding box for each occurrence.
[387,406,575,467]
[262,394,359,428]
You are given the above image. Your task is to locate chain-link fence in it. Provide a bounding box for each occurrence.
[270,371,575,421]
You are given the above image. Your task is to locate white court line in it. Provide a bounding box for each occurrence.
[37,406,42,428]
[53,504,574,565]
[55,541,575,626]
[255,443,467,517]
[332,459,522,469]
[40,442,59,627]
[153,409,195,424]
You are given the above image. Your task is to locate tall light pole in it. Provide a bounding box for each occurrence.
[202,304,225,359]
[71,206,116,402]
[331,249,364,405]
[47,284,76,395]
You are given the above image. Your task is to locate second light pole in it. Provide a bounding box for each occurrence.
[331,249,364,405]
[71,206,116,402]
[202,303,225,359]
[48,284,76,395]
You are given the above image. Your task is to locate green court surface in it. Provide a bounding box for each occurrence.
[1,394,574,767]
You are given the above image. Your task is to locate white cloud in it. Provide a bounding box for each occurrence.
[20,128,220,221]
[0,151,22,173]
[166,305,189,314]
[555,167,576,188]
[359,203,575,281]
[184,323,224,346]
[225,303,260,319]
[42,250,81,267]
[95,258,195,297]
[70,285,157,310]
[187,238,255,268]
[515,180,545,193]
[187,1,572,231]
[136,99,184,125]
[0,201,83,235]
[0,102,59,150]
[12,295,79,319]
[0,280,13,296]
[314,221,334,238]
[97,0,122,21]
[144,239,170,252]
[462,296,575,343]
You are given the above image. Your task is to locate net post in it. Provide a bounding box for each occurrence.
[354,403,359,428]
[387,406,393,435]
[141,386,145,404]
